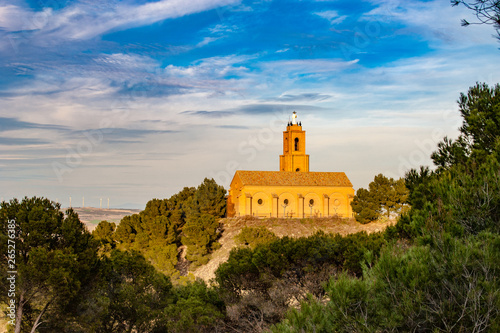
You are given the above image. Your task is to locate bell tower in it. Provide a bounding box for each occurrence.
[280,111,309,172]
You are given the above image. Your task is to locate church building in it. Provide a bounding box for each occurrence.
[227,112,355,218]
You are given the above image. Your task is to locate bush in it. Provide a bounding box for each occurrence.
[215,231,386,331]
[235,226,278,248]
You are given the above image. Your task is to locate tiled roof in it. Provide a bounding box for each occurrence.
[233,171,353,187]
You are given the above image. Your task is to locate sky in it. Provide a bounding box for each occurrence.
[0,0,499,209]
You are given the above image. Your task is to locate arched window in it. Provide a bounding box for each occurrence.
[294,137,299,151]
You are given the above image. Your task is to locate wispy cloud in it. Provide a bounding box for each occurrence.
[164,54,253,79]
[362,0,496,47]
[182,103,326,118]
[260,59,359,76]
[314,10,347,25]
[267,93,333,102]
[4,0,239,40]
[0,137,49,146]
[0,117,68,132]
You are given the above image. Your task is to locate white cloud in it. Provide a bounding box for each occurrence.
[196,37,219,47]
[164,54,252,79]
[361,0,496,47]
[260,58,359,76]
[0,4,46,31]
[4,0,240,41]
[314,10,347,25]
[276,48,289,53]
[209,23,239,34]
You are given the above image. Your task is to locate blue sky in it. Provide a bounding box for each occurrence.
[0,0,499,208]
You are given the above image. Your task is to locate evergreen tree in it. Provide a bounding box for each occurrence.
[432,83,500,171]
[93,220,116,254]
[79,249,174,333]
[182,213,220,267]
[112,179,226,275]
[351,174,409,223]
[188,178,227,218]
[0,197,98,333]
[350,188,380,224]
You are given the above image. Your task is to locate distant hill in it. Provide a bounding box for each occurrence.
[64,207,141,231]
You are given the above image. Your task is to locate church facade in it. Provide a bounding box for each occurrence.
[227,112,355,218]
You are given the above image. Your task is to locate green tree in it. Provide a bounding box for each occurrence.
[182,213,220,267]
[188,178,227,218]
[215,231,386,331]
[112,180,227,275]
[394,83,500,239]
[93,220,116,254]
[350,188,380,224]
[0,197,98,333]
[163,281,225,333]
[404,166,435,210]
[78,249,174,333]
[351,174,409,223]
[271,232,500,333]
[113,187,198,276]
[432,83,500,170]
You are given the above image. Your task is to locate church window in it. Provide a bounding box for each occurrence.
[294,137,299,151]
[283,199,289,205]
[257,199,263,205]
[309,199,314,205]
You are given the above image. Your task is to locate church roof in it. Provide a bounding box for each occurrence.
[233,171,353,187]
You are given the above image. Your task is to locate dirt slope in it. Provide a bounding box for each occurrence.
[192,217,394,283]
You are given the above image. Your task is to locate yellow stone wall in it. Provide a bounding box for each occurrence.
[228,184,354,218]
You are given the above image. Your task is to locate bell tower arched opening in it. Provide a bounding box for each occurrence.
[279,111,309,172]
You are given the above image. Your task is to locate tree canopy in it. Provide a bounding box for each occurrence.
[107,178,226,275]
[0,197,98,333]
[351,174,409,224]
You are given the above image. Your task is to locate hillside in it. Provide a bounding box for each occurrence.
[192,216,394,283]
[62,205,393,283]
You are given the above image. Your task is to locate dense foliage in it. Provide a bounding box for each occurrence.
[0,197,226,333]
[0,197,98,333]
[351,174,409,223]
[215,231,386,331]
[109,177,226,275]
[273,233,500,332]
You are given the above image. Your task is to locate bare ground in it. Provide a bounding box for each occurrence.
[192,216,395,283]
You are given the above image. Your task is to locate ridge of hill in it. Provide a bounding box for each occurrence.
[192,216,394,283]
